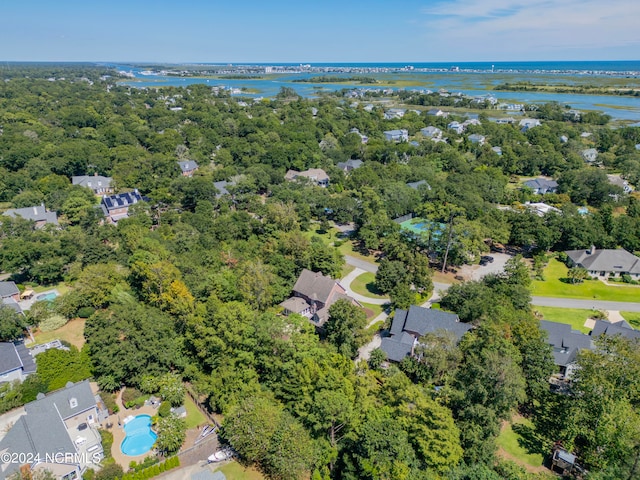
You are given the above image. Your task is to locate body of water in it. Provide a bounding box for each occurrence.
[109,61,640,121]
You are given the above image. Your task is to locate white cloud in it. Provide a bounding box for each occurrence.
[418,0,640,59]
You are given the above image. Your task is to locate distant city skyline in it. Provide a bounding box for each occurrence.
[2,0,639,63]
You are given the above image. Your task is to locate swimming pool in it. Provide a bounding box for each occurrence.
[36,292,58,302]
[121,415,157,456]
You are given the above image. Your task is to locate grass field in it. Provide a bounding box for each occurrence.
[184,395,207,430]
[532,259,640,302]
[496,417,546,471]
[217,462,265,480]
[533,306,594,333]
[621,311,640,329]
[350,272,387,299]
[361,302,387,320]
[31,318,87,349]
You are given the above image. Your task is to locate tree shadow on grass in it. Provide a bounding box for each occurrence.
[513,422,549,457]
[365,282,385,296]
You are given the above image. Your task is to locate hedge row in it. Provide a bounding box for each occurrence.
[118,456,180,480]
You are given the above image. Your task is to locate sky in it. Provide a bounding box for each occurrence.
[2,0,639,63]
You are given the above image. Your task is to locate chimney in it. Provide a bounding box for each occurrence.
[588,245,596,255]
[94,172,98,176]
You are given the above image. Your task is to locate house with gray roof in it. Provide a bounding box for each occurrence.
[565,246,640,279]
[72,174,114,194]
[406,180,430,191]
[420,126,442,139]
[0,380,106,479]
[426,109,447,117]
[524,178,559,195]
[581,148,598,163]
[214,180,236,199]
[519,118,541,132]
[0,280,22,315]
[280,269,361,328]
[381,305,472,362]
[336,159,363,173]
[540,318,640,379]
[447,121,464,134]
[383,129,409,142]
[468,133,486,145]
[3,204,59,228]
[178,160,199,177]
[0,341,36,383]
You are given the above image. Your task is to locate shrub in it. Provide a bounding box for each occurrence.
[101,391,119,414]
[122,387,143,405]
[38,314,68,332]
[622,274,632,284]
[77,306,96,318]
[158,400,171,417]
[99,429,114,459]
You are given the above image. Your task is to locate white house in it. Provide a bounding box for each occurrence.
[420,126,442,139]
[447,121,465,134]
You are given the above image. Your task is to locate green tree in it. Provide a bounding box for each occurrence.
[0,306,27,342]
[154,415,187,455]
[325,299,367,358]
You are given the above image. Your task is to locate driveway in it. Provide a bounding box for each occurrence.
[457,253,512,281]
[344,255,379,273]
[341,267,390,305]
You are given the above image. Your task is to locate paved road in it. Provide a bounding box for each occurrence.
[345,255,379,273]
[531,296,640,312]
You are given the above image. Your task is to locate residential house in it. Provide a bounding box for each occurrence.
[384,108,406,119]
[494,117,515,125]
[468,134,485,145]
[560,135,569,143]
[381,305,472,362]
[348,128,368,144]
[524,202,560,217]
[72,174,114,195]
[178,160,199,177]
[383,129,409,142]
[540,318,640,379]
[462,118,481,128]
[0,281,22,315]
[420,126,442,139]
[519,118,541,132]
[580,132,592,138]
[100,190,145,224]
[3,204,59,228]
[0,380,107,480]
[213,180,236,199]
[284,168,330,187]
[447,121,465,134]
[280,269,361,328]
[406,180,431,190]
[0,341,36,383]
[606,174,633,194]
[426,108,447,117]
[492,146,503,155]
[336,159,363,173]
[581,148,598,163]
[565,246,640,279]
[524,178,559,195]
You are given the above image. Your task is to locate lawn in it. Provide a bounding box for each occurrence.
[621,311,640,329]
[184,395,207,430]
[31,318,87,349]
[533,306,594,333]
[350,272,387,299]
[532,259,640,302]
[217,461,265,480]
[361,302,386,321]
[496,417,546,471]
[302,224,377,265]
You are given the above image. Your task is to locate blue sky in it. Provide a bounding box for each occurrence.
[2,0,638,62]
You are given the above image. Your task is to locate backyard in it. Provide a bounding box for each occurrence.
[496,416,550,476]
[31,318,87,349]
[532,259,640,302]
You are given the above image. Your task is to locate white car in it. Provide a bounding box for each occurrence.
[207,448,233,463]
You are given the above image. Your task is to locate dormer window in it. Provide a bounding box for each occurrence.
[69,397,78,408]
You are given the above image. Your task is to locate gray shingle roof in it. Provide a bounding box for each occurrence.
[3,205,59,226]
[178,160,199,173]
[0,281,19,298]
[336,159,363,171]
[590,319,640,341]
[279,297,310,313]
[0,342,23,376]
[524,178,558,193]
[407,180,430,190]
[292,269,338,305]
[383,306,471,362]
[25,380,96,420]
[565,248,640,275]
[214,180,234,198]
[540,320,594,367]
[72,175,113,190]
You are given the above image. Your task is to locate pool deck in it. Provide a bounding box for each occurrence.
[18,288,59,311]
[108,388,159,468]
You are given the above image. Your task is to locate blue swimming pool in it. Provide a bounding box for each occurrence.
[36,292,58,302]
[121,415,157,456]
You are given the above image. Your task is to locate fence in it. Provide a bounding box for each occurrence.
[185,383,220,428]
[392,213,414,224]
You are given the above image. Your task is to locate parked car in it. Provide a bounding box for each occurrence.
[480,255,494,265]
[208,448,234,463]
